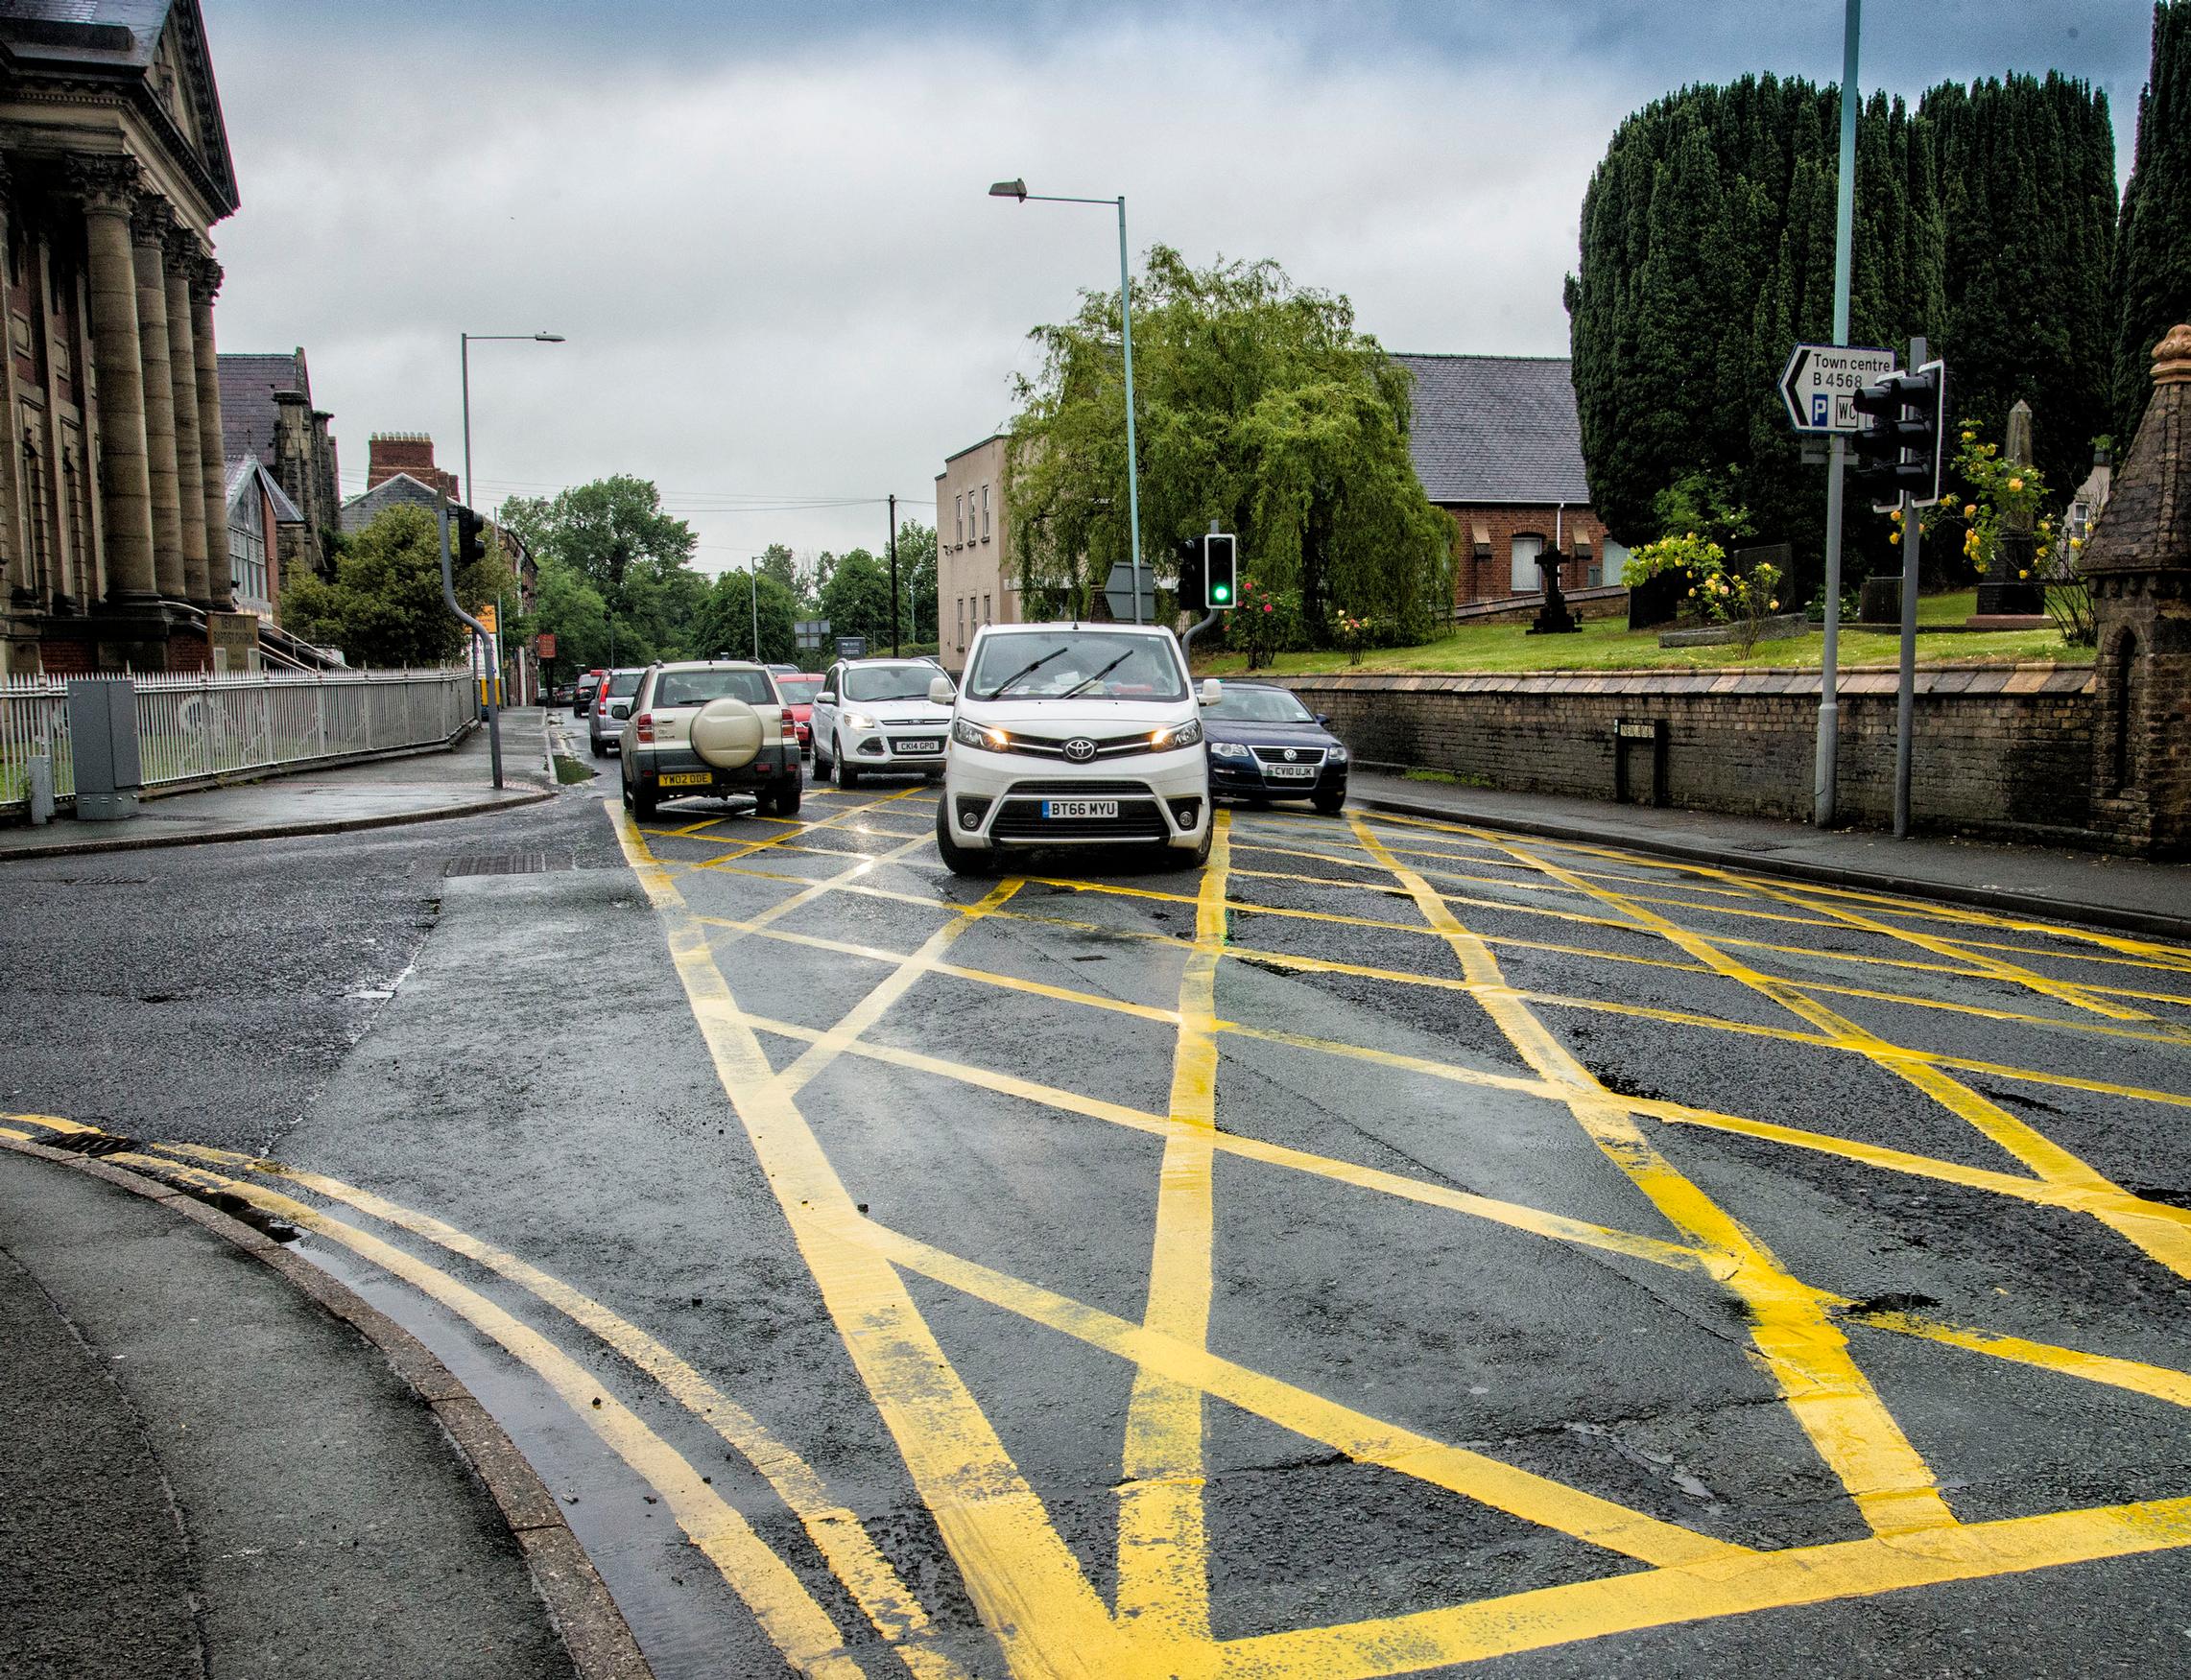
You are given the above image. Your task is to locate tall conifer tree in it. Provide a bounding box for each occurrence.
[2112,2,2191,442]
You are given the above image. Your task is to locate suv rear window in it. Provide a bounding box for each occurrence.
[606,671,644,698]
[653,669,776,709]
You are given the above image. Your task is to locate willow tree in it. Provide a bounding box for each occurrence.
[1007,246,1452,642]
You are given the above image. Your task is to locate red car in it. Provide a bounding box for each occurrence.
[772,673,823,756]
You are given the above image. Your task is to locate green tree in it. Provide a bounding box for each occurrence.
[497,476,703,665]
[281,505,512,668]
[1567,72,2114,598]
[1009,246,1452,642]
[893,520,938,643]
[2112,2,2191,441]
[529,553,610,674]
[819,547,905,653]
[692,568,799,664]
[755,542,798,594]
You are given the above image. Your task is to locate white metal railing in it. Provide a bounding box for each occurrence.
[1,668,472,816]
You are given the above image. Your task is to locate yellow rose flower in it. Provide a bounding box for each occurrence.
[1891,509,1904,523]
[1964,503,1977,517]
[1889,531,1901,546]
[2017,569,2029,579]
[2070,537,2084,550]
[1769,599,1779,610]
[2008,477,2023,492]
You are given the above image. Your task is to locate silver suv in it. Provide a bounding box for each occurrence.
[587,667,645,757]
[618,660,802,821]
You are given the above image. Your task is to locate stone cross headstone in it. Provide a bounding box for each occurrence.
[1973,397,2046,620]
[1526,547,1580,635]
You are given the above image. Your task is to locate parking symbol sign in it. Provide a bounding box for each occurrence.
[1812,392,1830,427]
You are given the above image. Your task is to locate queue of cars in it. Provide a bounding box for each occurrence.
[595,629,1350,864]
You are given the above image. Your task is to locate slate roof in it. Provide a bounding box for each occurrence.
[338,471,451,535]
[219,351,308,471]
[1391,354,1591,508]
[225,453,302,524]
[0,1,174,63]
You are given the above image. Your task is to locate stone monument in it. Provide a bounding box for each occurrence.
[1526,546,1579,636]
[1969,397,2049,627]
[2081,322,2191,858]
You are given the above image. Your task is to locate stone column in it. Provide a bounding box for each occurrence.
[162,231,211,605]
[130,199,185,600]
[188,254,232,609]
[69,158,156,604]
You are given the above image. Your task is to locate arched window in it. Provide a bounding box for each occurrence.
[2104,628,2137,796]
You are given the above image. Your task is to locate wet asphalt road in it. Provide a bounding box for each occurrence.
[5,741,2190,1679]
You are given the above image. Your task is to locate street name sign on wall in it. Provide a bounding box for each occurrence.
[1780,344,1898,432]
[1103,560,1155,622]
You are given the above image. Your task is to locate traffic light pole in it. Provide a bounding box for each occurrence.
[438,494,504,791]
[1892,333,1927,840]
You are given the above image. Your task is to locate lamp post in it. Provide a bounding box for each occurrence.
[459,330,563,705]
[749,554,763,661]
[989,177,1144,623]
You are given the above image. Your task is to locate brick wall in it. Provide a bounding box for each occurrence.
[365,434,459,499]
[1287,665,2098,845]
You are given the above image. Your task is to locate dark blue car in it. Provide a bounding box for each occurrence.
[1202,681,1349,814]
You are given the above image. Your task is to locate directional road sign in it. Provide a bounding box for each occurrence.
[1780,343,1898,433]
[1104,559,1155,623]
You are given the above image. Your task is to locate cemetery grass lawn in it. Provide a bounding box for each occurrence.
[1193,591,2073,677]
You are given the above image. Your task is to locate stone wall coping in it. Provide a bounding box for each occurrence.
[1277,661,2094,699]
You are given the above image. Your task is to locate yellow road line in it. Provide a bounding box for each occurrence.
[146,1141,966,1679]
[1211,1495,2191,1680]
[1347,817,1960,1539]
[1118,814,1227,1652]
[106,1152,868,1679]
[1485,836,2191,1281]
[856,1215,1746,1573]
[615,811,1142,1677]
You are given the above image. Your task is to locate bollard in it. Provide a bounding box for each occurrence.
[26,753,54,825]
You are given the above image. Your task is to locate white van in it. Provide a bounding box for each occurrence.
[930,621,1218,875]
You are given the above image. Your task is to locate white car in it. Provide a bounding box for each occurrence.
[931,621,1217,875]
[811,656,954,787]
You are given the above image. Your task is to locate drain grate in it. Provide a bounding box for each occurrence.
[443,851,572,877]
[39,1130,141,1158]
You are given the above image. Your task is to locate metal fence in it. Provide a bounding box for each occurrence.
[1,668,472,816]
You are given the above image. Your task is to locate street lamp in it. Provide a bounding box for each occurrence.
[749,554,763,661]
[458,331,562,707]
[989,177,1145,623]
[460,331,565,509]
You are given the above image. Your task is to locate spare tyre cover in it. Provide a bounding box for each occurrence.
[691,697,766,768]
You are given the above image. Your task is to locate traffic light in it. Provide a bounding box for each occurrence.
[1849,360,1947,507]
[1204,532,1237,608]
[454,507,488,568]
[1176,536,1205,609]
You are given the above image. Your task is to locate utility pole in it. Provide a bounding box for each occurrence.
[749,554,760,661]
[888,493,900,656]
[1893,333,1927,840]
[1815,0,1860,828]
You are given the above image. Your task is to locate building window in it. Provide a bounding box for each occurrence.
[956,596,965,648]
[982,485,991,541]
[983,592,991,626]
[1599,536,1629,588]
[955,493,964,546]
[61,448,88,603]
[21,435,51,601]
[230,503,268,606]
[1510,533,1544,594]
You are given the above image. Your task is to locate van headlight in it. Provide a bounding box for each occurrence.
[1210,740,1252,760]
[953,718,1009,751]
[1151,719,1203,750]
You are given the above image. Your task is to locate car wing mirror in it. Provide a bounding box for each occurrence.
[1199,677,1224,706]
[1316,713,1330,726]
[927,675,957,706]
[817,691,835,705]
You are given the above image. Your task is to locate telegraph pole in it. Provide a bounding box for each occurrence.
[888,492,901,656]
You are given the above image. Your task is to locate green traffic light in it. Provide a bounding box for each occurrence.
[1212,583,1231,603]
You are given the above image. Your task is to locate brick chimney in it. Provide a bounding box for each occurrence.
[366,432,460,500]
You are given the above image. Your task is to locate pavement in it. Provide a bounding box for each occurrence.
[1346,768,2191,940]
[0,1137,643,1680]
[0,705,557,862]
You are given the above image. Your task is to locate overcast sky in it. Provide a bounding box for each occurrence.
[202,1,2154,576]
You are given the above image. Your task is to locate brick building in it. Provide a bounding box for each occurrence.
[363,431,458,500]
[0,0,250,676]
[219,346,338,590]
[1392,354,1628,607]
[936,432,1013,665]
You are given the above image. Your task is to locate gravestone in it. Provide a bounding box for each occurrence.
[1971,398,2048,625]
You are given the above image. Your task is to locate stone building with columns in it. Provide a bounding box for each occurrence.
[0,1,243,677]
